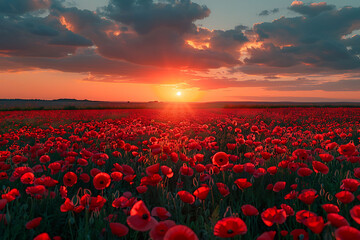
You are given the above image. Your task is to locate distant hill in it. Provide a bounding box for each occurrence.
[0,99,360,110]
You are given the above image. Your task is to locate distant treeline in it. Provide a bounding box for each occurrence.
[0,99,360,111]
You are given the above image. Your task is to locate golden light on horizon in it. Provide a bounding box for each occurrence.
[152,85,203,102]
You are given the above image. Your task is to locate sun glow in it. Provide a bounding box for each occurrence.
[176,91,182,96]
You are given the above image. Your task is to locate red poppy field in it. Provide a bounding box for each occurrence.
[0,108,360,240]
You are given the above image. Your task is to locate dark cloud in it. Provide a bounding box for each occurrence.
[258,8,279,16]
[249,6,360,71]
[288,1,335,17]
[0,12,92,57]
[0,0,51,15]
[103,0,210,34]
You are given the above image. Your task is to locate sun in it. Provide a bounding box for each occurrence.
[176,91,182,96]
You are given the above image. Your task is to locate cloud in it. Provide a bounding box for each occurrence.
[289,1,336,17]
[249,6,360,71]
[0,11,93,57]
[48,2,248,69]
[0,0,51,15]
[258,8,279,16]
[103,0,210,34]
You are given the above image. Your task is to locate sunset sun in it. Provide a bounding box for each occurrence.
[176,91,182,96]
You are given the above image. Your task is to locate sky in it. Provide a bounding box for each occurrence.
[0,0,360,102]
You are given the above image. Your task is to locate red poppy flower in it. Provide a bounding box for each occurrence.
[266,184,274,190]
[123,174,136,184]
[180,165,194,176]
[302,216,324,234]
[335,226,360,240]
[109,222,129,237]
[257,231,276,240]
[322,204,340,213]
[298,189,318,205]
[292,149,308,161]
[235,178,252,190]
[297,168,313,177]
[194,153,204,162]
[319,153,334,163]
[63,172,77,187]
[111,172,123,181]
[341,179,360,192]
[267,166,277,175]
[20,172,35,184]
[60,198,74,212]
[146,163,160,176]
[214,217,247,238]
[39,155,50,163]
[77,158,88,166]
[127,200,157,231]
[354,168,360,178]
[254,168,267,178]
[261,207,287,227]
[25,217,42,229]
[290,229,309,240]
[243,163,255,174]
[140,174,163,186]
[350,205,360,224]
[163,225,198,240]
[226,143,236,151]
[193,186,210,200]
[79,173,90,183]
[295,210,317,224]
[112,196,129,208]
[338,142,356,157]
[241,204,259,216]
[284,190,298,200]
[151,207,171,220]
[80,195,106,211]
[26,185,46,197]
[327,213,349,228]
[261,152,272,160]
[273,181,286,192]
[212,152,229,167]
[161,166,174,178]
[281,204,294,216]
[335,191,354,204]
[195,164,206,173]
[93,172,111,190]
[312,161,329,174]
[233,164,244,173]
[34,233,51,240]
[0,199,7,211]
[216,183,230,197]
[170,152,178,163]
[136,186,148,194]
[177,191,195,204]
[150,220,176,240]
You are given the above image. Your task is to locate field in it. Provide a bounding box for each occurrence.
[0,108,359,240]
